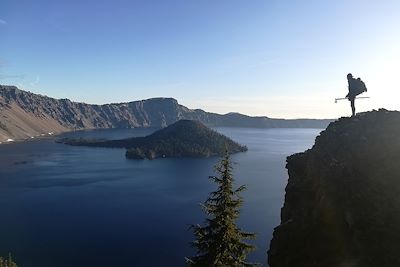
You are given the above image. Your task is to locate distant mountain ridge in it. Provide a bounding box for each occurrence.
[0,85,332,142]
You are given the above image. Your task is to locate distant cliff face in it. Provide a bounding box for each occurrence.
[0,85,331,142]
[268,109,400,267]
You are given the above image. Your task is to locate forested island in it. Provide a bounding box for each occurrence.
[60,120,247,159]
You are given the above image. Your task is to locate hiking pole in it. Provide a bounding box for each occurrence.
[334,96,370,103]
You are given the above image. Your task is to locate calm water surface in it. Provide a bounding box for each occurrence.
[0,128,321,267]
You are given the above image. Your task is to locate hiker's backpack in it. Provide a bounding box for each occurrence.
[352,78,367,96]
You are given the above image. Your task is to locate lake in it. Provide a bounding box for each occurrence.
[0,127,321,267]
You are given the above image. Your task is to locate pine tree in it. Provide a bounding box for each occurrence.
[0,253,17,267]
[187,152,258,267]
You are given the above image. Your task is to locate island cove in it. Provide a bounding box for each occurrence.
[59,120,247,159]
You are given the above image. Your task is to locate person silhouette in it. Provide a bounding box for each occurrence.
[346,73,357,116]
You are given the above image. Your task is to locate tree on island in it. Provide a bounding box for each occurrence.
[186,152,258,267]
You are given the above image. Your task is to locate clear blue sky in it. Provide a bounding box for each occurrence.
[1,0,399,118]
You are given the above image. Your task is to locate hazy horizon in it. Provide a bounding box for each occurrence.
[1,83,339,120]
[1,0,399,119]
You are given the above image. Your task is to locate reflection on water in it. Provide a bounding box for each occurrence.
[0,127,321,267]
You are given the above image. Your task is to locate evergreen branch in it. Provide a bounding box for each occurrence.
[186,152,258,266]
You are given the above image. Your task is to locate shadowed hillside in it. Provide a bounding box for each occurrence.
[268,109,400,267]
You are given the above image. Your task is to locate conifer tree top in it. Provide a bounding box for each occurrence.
[187,152,258,267]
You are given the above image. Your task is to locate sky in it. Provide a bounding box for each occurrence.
[0,0,399,119]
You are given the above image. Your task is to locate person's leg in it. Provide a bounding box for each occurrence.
[351,99,355,116]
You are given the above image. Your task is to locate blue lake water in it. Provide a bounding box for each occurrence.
[0,127,321,267]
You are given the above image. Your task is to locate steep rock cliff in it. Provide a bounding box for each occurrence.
[0,85,331,142]
[268,109,400,267]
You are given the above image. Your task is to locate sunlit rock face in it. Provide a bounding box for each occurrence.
[268,109,400,267]
[0,85,331,142]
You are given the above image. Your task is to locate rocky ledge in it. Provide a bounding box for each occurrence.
[268,109,400,267]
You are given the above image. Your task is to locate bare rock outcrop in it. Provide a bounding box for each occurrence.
[268,109,400,267]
